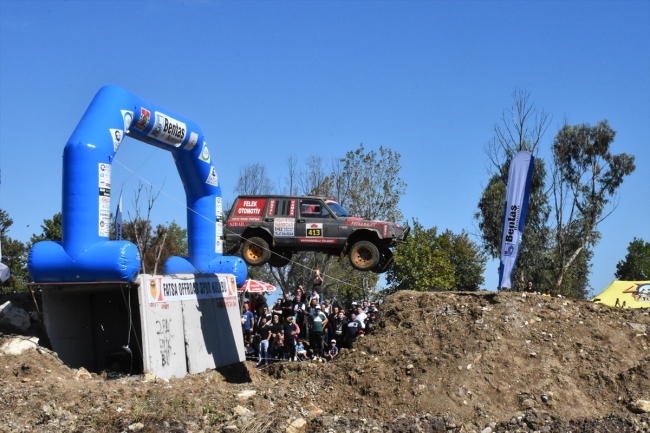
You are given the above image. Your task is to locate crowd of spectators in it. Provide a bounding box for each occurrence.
[240,284,380,367]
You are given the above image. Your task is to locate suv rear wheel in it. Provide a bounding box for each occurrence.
[242,237,271,266]
[349,240,380,271]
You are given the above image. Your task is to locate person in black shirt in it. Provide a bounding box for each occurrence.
[270,315,283,359]
[281,292,293,321]
[283,316,299,361]
[292,294,307,339]
[346,312,362,346]
[257,316,272,366]
[255,293,268,318]
[330,310,348,348]
[271,299,283,319]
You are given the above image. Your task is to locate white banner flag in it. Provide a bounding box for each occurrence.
[115,191,123,240]
[0,263,10,283]
[498,151,535,289]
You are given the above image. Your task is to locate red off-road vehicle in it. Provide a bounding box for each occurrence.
[225,195,408,273]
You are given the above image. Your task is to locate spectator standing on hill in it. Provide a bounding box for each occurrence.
[346,312,362,345]
[330,310,348,348]
[312,269,324,298]
[362,300,370,313]
[283,316,299,361]
[270,315,283,359]
[281,292,293,321]
[310,305,328,360]
[525,281,536,294]
[241,303,254,344]
[293,293,307,338]
[257,316,272,366]
[272,299,283,318]
[255,293,268,317]
[258,306,272,325]
[356,306,367,330]
[309,289,320,306]
[365,312,377,335]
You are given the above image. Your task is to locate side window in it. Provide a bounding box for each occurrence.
[273,199,296,217]
[300,200,329,218]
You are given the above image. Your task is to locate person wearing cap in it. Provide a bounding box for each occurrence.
[309,304,328,360]
[325,339,339,361]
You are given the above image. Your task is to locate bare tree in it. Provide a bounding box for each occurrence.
[298,156,329,196]
[485,88,551,171]
[123,182,168,275]
[234,163,274,195]
[284,156,298,195]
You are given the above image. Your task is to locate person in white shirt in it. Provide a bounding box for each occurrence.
[355,306,367,329]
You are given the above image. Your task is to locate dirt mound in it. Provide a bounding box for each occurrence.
[1,291,650,432]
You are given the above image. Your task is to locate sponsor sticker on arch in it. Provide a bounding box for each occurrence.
[147,111,187,147]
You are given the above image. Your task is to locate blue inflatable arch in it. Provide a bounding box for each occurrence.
[28,86,246,285]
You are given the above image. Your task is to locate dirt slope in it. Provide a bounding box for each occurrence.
[1,290,649,432]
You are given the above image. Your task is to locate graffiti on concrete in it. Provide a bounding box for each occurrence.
[156,318,173,367]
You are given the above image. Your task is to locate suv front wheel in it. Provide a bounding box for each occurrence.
[242,237,272,266]
[349,241,380,271]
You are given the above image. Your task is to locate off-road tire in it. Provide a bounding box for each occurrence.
[242,237,271,266]
[349,240,380,271]
[372,248,394,274]
[268,248,292,268]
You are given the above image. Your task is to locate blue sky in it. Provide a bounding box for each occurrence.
[0,1,648,295]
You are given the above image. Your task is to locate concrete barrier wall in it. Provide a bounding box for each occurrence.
[138,274,244,380]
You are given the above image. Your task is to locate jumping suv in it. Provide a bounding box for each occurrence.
[224,195,408,273]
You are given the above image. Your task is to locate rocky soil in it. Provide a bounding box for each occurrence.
[1,290,650,433]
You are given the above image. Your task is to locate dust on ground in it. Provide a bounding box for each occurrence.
[1,290,650,433]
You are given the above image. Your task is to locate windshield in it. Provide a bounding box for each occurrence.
[325,200,349,217]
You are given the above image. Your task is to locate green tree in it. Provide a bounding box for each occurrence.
[335,144,407,222]
[386,220,455,293]
[615,238,650,281]
[166,221,188,257]
[30,212,62,244]
[550,120,636,296]
[0,209,29,292]
[475,89,552,291]
[439,229,487,291]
